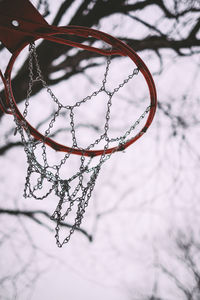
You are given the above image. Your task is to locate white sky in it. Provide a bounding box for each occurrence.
[0,0,200,299]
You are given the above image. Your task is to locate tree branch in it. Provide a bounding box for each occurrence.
[0,208,93,242]
[52,0,75,26]
[189,17,200,38]
[0,141,22,155]
[127,14,167,37]
[153,0,200,19]
[121,36,200,53]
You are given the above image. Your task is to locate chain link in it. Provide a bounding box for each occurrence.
[9,42,150,247]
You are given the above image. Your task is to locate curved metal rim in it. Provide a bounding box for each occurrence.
[5,25,157,157]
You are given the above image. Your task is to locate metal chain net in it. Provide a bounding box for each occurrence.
[7,42,150,247]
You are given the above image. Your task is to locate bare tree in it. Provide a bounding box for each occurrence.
[153,229,200,300]
[0,0,200,299]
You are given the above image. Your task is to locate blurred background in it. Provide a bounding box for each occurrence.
[0,0,200,299]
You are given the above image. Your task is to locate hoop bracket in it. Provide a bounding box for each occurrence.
[0,0,49,53]
[0,0,124,58]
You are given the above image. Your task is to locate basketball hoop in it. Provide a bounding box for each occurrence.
[0,0,157,247]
